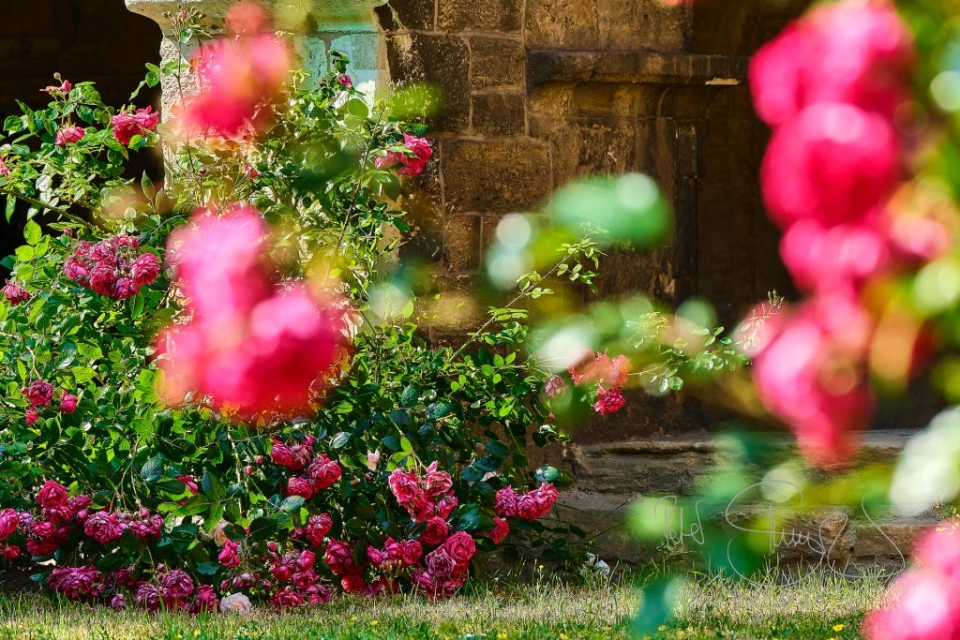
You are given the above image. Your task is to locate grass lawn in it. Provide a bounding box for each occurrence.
[0,571,886,640]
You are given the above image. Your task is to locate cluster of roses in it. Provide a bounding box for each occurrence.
[50,565,219,614]
[21,379,77,426]
[12,481,165,557]
[156,205,349,417]
[375,134,434,179]
[40,76,159,149]
[545,351,632,415]
[270,436,343,500]
[63,236,161,300]
[747,0,939,465]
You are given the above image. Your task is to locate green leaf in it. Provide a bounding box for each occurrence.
[331,432,352,449]
[280,496,305,512]
[23,220,41,246]
[177,494,209,517]
[201,469,225,501]
[248,516,277,542]
[534,465,560,483]
[401,386,418,408]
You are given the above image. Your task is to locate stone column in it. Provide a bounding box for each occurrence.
[125,0,388,117]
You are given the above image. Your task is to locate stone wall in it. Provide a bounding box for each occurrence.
[375,0,811,441]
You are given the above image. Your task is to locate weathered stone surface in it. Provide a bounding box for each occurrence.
[442,214,482,272]
[525,0,600,50]
[526,51,749,87]
[438,0,522,32]
[854,521,928,564]
[384,33,470,132]
[443,138,552,212]
[376,0,435,32]
[472,90,526,137]
[598,0,691,52]
[470,37,525,90]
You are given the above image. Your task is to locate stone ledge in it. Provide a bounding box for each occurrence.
[527,50,749,87]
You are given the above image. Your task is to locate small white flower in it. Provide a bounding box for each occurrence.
[366,450,381,471]
[220,592,252,614]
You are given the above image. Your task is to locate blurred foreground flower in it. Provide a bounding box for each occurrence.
[180,2,291,138]
[864,524,960,639]
[156,205,351,418]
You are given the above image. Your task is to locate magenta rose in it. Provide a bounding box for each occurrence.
[135,583,163,612]
[489,517,509,544]
[130,253,161,288]
[397,134,433,178]
[219,539,241,567]
[424,547,458,580]
[191,584,220,613]
[160,569,194,599]
[37,480,68,509]
[305,513,332,547]
[84,511,125,544]
[270,586,304,610]
[0,155,10,176]
[593,386,625,415]
[0,509,20,541]
[324,539,357,575]
[422,465,453,497]
[24,407,39,426]
[25,380,55,407]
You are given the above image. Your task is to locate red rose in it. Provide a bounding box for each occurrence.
[305,513,332,547]
[419,516,449,547]
[55,126,85,146]
[60,390,78,414]
[489,517,509,544]
[422,467,453,497]
[2,280,30,305]
[340,573,366,594]
[83,511,125,544]
[307,455,341,491]
[287,476,314,499]
[25,380,55,407]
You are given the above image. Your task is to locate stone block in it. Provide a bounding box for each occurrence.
[598,0,691,52]
[526,0,600,50]
[443,139,552,213]
[384,33,470,133]
[376,0,436,32]
[472,90,526,137]
[438,0,522,32]
[443,214,482,272]
[470,37,525,90]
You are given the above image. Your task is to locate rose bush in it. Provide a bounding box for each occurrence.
[0,4,581,610]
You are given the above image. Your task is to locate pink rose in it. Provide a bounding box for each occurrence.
[219,539,241,567]
[37,480,68,509]
[435,494,458,520]
[749,1,913,128]
[494,486,519,518]
[42,79,72,94]
[324,539,355,575]
[397,134,433,178]
[191,584,220,613]
[388,469,420,504]
[424,547,458,579]
[287,476,314,499]
[177,475,198,495]
[270,586,304,609]
[130,253,161,288]
[270,440,294,468]
[2,280,30,305]
[422,465,453,497]
[0,155,9,177]
[443,531,476,566]
[112,106,159,146]
[0,509,20,541]
[419,516,450,547]
[307,455,341,491]
[24,407,39,426]
[760,103,901,230]
[543,375,566,398]
[83,510,126,544]
[59,390,78,414]
[1,545,20,560]
[55,126,85,146]
[336,73,353,88]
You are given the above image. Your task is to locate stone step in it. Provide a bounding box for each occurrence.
[556,430,932,568]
